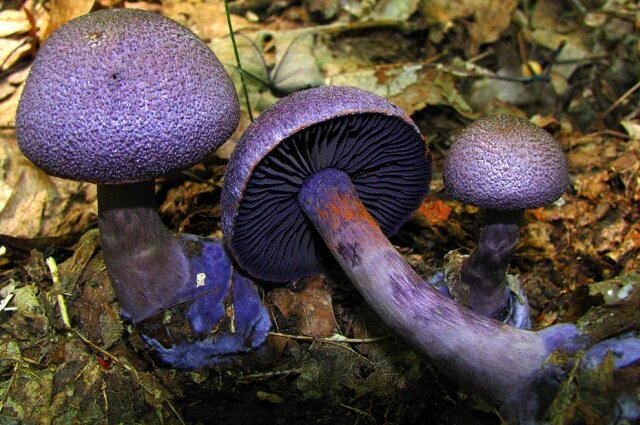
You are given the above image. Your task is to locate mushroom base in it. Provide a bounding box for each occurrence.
[297,168,593,421]
[137,233,272,368]
[98,182,271,368]
[461,209,524,320]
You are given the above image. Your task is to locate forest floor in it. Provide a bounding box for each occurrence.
[0,0,639,424]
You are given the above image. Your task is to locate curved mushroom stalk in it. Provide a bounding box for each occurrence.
[460,209,522,317]
[299,170,640,421]
[448,209,531,329]
[98,182,271,368]
[298,168,586,415]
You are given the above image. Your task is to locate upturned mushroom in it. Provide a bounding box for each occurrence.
[16,9,270,368]
[221,86,639,422]
[441,115,569,328]
[222,85,431,281]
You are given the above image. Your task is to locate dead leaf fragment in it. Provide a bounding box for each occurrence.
[418,197,452,225]
[43,0,95,41]
[270,277,338,338]
[0,131,97,238]
[0,9,32,38]
[0,38,31,72]
[420,0,517,55]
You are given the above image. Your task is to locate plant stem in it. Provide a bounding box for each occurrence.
[224,0,254,122]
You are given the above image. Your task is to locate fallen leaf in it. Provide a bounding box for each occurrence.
[43,0,94,41]
[370,0,420,21]
[574,170,610,201]
[270,277,338,338]
[191,2,252,41]
[621,119,640,140]
[0,131,96,238]
[420,0,517,55]
[607,224,640,264]
[0,38,31,72]
[0,9,31,38]
[329,64,473,116]
[418,197,452,225]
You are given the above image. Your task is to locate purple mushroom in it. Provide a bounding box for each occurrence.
[441,115,569,328]
[221,86,639,422]
[222,85,432,281]
[16,9,270,368]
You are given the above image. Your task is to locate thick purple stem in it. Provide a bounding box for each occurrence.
[462,209,523,318]
[98,181,190,322]
[297,168,583,414]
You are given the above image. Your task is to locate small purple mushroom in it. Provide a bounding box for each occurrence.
[442,115,569,327]
[16,9,270,368]
[221,86,639,422]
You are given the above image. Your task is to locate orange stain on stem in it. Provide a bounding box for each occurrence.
[322,188,380,233]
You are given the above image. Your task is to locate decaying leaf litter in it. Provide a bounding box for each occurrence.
[0,0,638,423]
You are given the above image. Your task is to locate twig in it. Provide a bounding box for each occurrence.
[237,368,301,383]
[0,292,15,313]
[224,0,254,122]
[46,256,73,329]
[340,403,377,423]
[269,331,390,344]
[598,79,640,121]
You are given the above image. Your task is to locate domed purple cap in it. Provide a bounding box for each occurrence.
[16,9,239,184]
[443,115,569,211]
[221,86,432,281]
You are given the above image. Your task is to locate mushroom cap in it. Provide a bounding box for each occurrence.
[442,115,569,211]
[221,86,432,282]
[16,9,239,184]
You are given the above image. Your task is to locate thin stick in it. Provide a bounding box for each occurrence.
[269,331,390,344]
[46,256,72,329]
[599,79,640,120]
[224,0,254,122]
[237,368,301,382]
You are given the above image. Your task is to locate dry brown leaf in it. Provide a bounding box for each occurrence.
[329,65,473,116]
[0,38,31,71]
[0,62,31,103]
[162,0,251,40]
[0,9,31,38]
[123,1,161,12]
[0,81,22,127]
[192,2,251,41]
[523,221,556,258]
[420,0,517,55]
[270,277,338,338]
[43,0,95,41]
[607,224,640,264]
[466,0,517,56]
[574,170,610,201]
[0,131,96,238]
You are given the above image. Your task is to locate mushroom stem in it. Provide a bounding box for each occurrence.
[97,181,189,322]
[298,168,585,411]
[97,181,271,367]
[461,209,523,318]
